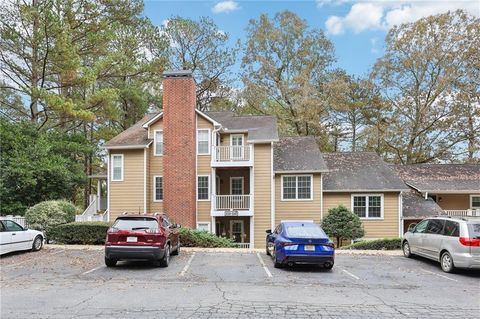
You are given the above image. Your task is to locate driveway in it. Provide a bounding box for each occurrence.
[1,247,479,318]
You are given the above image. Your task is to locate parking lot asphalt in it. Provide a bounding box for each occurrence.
[1,247,479,319]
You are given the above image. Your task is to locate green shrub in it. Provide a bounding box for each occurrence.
[49,222,111,245]
[179,227,234,248]
[25,200,79,235]
[341,238,402,250]
[321,205,365,247]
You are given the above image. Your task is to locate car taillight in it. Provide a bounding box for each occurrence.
[324,242,335,248]
[459,237,480,246]
[107,227,119,233]
[279,242,296,247]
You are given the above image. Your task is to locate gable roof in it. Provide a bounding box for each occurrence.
[273,136,328,173]
[322,152,408,192]
[206,111,279,142]
[394,164,480,193]
[104,113,157,149]
[402,189,445,219]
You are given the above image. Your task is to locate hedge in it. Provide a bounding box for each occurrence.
[340,238,401,250]
[25,200,80,235]
[179,227,234,248]
[49,222,111,245]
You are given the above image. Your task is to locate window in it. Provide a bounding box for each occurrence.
[426,219,445,234]
[352,195,383,219]
[4,220,24,232]
[197,176,209,200]
[230,177,244,195]
[197,129,210,155]
[111,154,123,181]
[471,195,480,209]
[153,176,163,201]
[154,130,163,156]
[443,220,459,237]
[281,175,312,200]
[414,219,429,233]
[197,222,210,232]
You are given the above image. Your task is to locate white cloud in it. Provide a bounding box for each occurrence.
[316,0,348,8]
[212,1,240,14]
[324,1,480,35]
[370,37,379,54]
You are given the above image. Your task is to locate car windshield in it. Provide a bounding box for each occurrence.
[112,217,158,231]
[285,225,326,238]
[468,223,480,239]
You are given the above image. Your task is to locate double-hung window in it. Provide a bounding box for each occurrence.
[197,176,209,200]
[471,195,480,209]
[197,129,210,155]
[153,176,163,201]
[111,154,123,181]
[154,130,163,156]
[352,195,383,219]
[281,175,312,200]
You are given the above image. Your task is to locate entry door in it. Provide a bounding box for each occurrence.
[230,220,244,243]
[231,135,244,160]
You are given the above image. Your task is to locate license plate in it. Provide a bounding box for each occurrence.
[126,236,137,242]
[304,245,315,251]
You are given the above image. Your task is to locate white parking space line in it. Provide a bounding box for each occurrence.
[179,252,195,277]
[256,253,273,278]
[81,265,103,275]
[341,268,360,280]
[421,269,458,282]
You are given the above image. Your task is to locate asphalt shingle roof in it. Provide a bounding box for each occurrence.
[322,152,408,192]
[206,111,279,142]
[104,113,157,148]
[402,190,445,219]
[394,164,480,192]
[273,136,328,172]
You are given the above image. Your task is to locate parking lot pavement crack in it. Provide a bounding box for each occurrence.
[214,282,229,302]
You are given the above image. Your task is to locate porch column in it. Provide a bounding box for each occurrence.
[97,179,101,211]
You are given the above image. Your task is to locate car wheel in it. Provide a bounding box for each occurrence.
[402,241,412,258]
[440,251,455,273]
[105,257,117,267]
[323,263,334,270]
[273,247,283,268]
[171,238,180,256]
[158,245,170,267]
[32,235,43,252]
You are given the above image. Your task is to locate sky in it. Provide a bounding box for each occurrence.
[143,0,479,77]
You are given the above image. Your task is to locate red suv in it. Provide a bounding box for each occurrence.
[105,213,180,267]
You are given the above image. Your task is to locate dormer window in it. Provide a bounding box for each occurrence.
[154,130,163,156]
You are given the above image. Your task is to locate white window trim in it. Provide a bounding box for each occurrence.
[351,194,384,220]
[197,222,211,232]
[280,175,313,201]
[111,154,124,182]
[153,176,163,202]
[230,177,244,195]
[197,175,210,201]
[197,128,211,155]
[153,130,163,156]
[471,195,480,209]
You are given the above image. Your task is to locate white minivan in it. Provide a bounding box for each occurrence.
[402,216,480,272]
[0,220,44,255]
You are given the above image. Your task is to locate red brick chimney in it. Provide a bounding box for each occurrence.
[162,70,197,228]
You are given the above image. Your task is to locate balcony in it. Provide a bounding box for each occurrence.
[212,195,253,216]
[444,209,480,217]
[212,145,253,167]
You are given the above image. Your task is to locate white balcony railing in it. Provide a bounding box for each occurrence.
[444,209,480,217]
[213,145,252,162]
[213,195,252,210]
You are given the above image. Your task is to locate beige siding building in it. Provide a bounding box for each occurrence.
[104,70,412,249]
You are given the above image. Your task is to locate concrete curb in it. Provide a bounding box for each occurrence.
[44,244,402,256]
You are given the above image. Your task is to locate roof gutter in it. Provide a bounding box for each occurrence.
[275,169,329,174]
[323,188,410,192]
[103,142,152,150]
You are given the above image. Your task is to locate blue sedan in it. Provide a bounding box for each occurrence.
[266,221,335,269]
